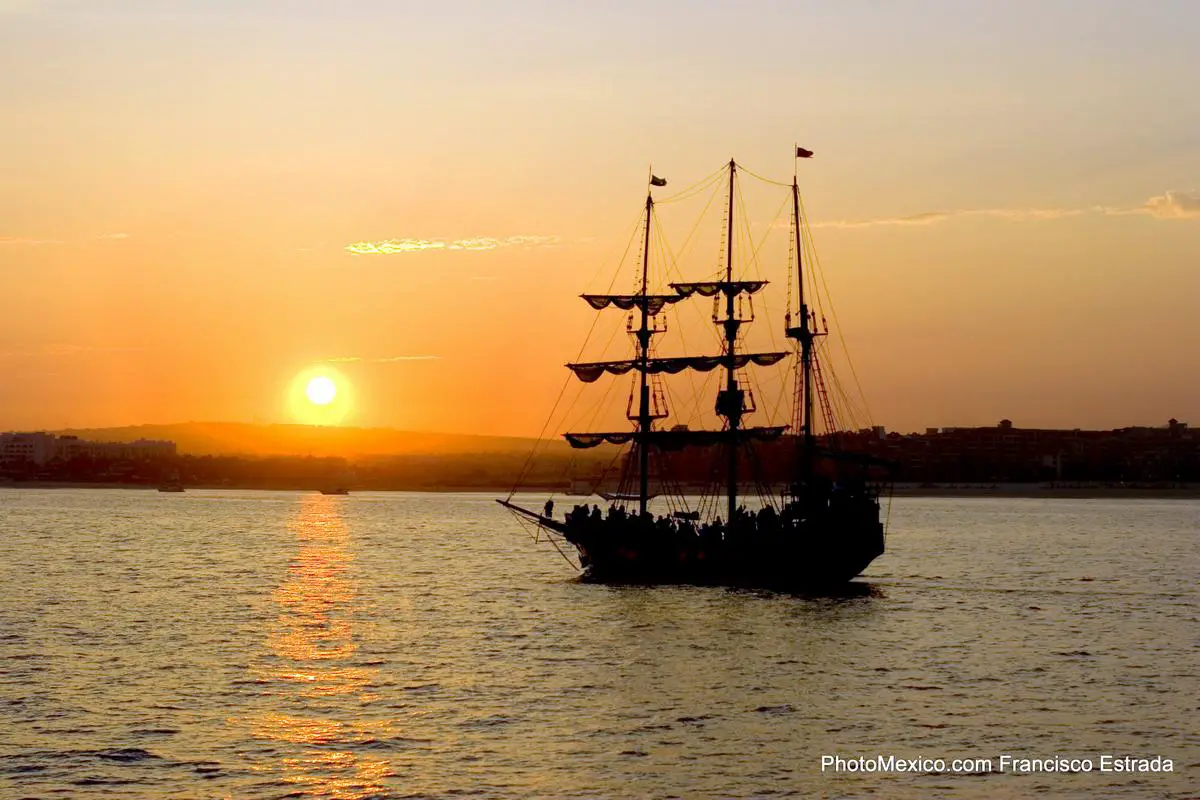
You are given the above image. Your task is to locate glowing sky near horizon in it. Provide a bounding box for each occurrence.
[1,0,1197,435]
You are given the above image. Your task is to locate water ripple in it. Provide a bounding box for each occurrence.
[0,489,1195,798]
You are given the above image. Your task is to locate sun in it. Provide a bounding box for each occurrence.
[288,366,354,425]
[305,376,337,406]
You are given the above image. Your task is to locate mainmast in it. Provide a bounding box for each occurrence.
[636,192,654,515]
[716,159,742,523]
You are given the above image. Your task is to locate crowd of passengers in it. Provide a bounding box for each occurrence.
[548,480,871,542]
[560,502,768,542]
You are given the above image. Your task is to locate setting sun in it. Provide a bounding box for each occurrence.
[288,367,353,426]
[305,376,337,406]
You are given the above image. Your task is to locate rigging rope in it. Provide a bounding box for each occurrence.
[514,161,878,524]
[507,210,645,499]
[655,162,728,204]
[652,184,726,412]
[738,163,793,188]
[798,192,874,426]
[785,198,796,323]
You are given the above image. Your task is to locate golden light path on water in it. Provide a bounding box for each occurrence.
[241,494,393,798]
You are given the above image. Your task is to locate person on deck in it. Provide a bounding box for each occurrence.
[544,499,555,519]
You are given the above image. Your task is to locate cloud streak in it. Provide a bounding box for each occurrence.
[2,232,130,245]
[810,190,1200,229]
[811,207,1087,229]
[0,236,59,246]
[0,344,146,359]
[324,355,441,363]
[345,235,560,255]
[1138,190,1200,220]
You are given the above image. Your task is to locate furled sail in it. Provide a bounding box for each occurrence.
[567,352,788,383]
[564,426,788,450]
[581,294,688,314]
[564,431,637,448]
[670,280,768,298]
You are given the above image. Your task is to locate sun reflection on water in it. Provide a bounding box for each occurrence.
[241,494,394,798]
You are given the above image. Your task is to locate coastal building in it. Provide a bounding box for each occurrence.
[0,432,58,465]
[601,418,1197,487]
[0,432,176,465]
[836,418,1196,482]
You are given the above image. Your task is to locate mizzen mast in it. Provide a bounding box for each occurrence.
[785,147,824,496]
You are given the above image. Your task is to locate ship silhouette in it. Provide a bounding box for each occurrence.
[500,152,894,589]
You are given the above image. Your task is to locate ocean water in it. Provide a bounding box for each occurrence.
[0,489,1195,799]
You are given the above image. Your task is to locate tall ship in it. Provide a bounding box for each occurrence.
[499,150,893,589]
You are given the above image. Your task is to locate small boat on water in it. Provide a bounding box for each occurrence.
[320,487,350,496]
[598,490,659,503]
[564,478,596,496]
[499,150,895,590]
[158,472,184,492]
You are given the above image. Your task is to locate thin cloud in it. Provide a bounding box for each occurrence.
[324,355,441,363]
[3,232,130,245]
[812,191,1200,229]
[346,235,560,255]
[1137,190,1200,220]
[811,207,1085,229]
[0,344,146,359]
[0,236,59,245]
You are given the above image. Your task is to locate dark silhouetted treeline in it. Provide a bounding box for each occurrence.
[0,449,618,490]
[4,420,1196,489]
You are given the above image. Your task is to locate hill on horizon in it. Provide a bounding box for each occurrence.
[52,421,564,458]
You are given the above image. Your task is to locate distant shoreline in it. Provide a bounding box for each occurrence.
[2,481,1198,499]
[886,482,1200,499]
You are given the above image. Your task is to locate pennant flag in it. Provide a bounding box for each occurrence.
[796,147,814,158]
[650,175,667,186]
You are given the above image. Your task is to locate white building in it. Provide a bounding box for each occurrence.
[0,432,176,465]
[0,432,58,464]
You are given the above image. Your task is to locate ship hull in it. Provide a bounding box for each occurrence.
[564,516,884,590]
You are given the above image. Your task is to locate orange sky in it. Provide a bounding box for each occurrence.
[1,1,1197,436]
